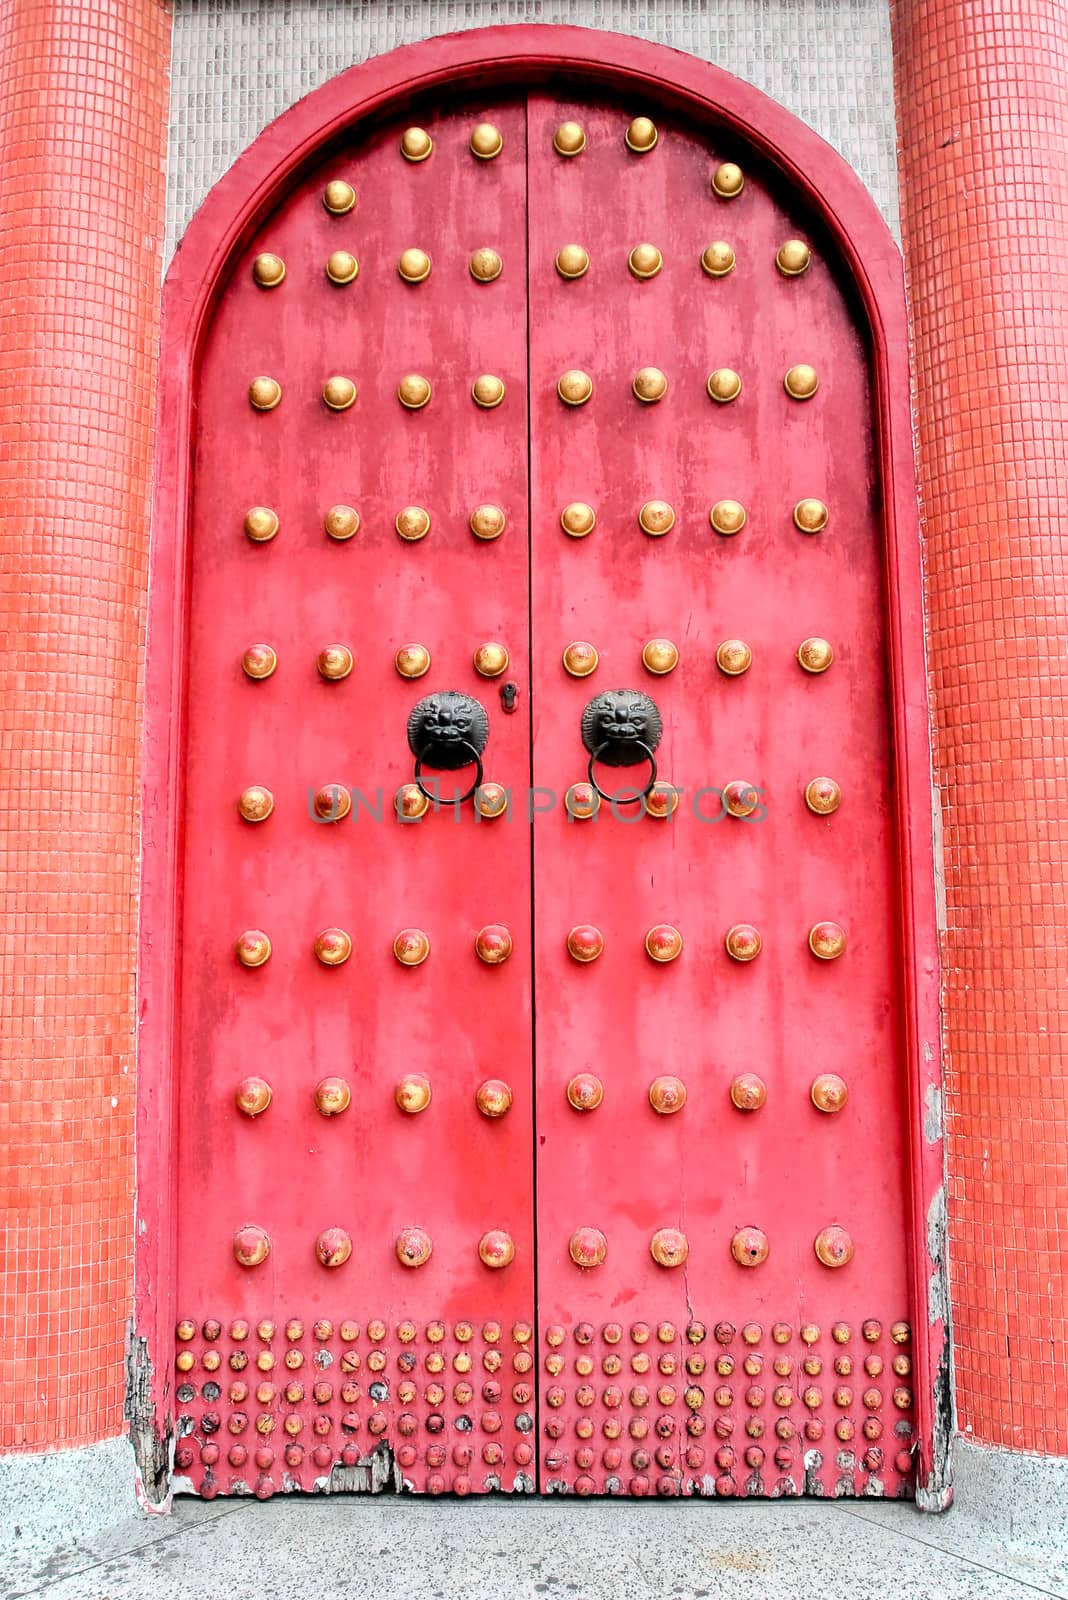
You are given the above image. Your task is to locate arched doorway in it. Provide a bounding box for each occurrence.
[138,27,945,1506]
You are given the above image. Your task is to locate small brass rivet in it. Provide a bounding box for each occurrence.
[641,638,678,675]
[625,117,658,153]
[811,1073,848,1113]
[633,366,668,404]
[567,924,605,963]
[475,923,513,965]
[238,785,274,823]
[565,782,600,820]
[469,503,506,541]
[475,782,509,819]
[716,638,751,676]
[242,643,277,680]
[712,161,745,198]
[560,501,596,538]
[395,505,431,542]
[473,641,509,678]
[313,784,351,821]
[324,504,360,542]
[325,250,359,285]
[628,242,663,279]
[316,644,354,681]
[397,373,432,410]
[401,127,433,163]
[562,640,599,678]
[252,253,286,288]
[648,1075,686,1114]
[725,923,762,962]
[470,122,503,159]
[476,1078,512,1116]
[394,927,431,966]
[479,1230,516,1269]
[707,368,742,404]
[567,1073,604,1112]
[731,1227,769,1268]
[395,643,431,679]
[557,369,593,406]
[814,1226,854,1269]
[248,376,281,411]
[777,239,812,276]
[471,373,505,409]
[645,781,680,819]
[809,920,846,961]
[395,1074,432,1114]
[398,247,432,283]
[314,927,352,966]
[235,930,272,968]
[784,363,820,400]
[557,244,590,279]
[395,783,430,821]
[315,1077,351,1116]
[233,1226,271,1268]
[805,776,841,815]
[645,923,683,963]
[710,499,747,536]
[724,780,759,818]
[554,121,586,157]
[730,1073,767,1111]
[323,179,356,215]
[650,1228,689,1268]
[797,636,834,674]
[244,506,279,543]
[235,1076,273,1118]
[470,247,503,283]
[702,241,736,277]
[322,375,357,411]
[569,1227,608,1267]
[794,498,829,533]
[639,500,676,537]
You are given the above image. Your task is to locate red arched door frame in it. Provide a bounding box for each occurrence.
[136,25,948,1510]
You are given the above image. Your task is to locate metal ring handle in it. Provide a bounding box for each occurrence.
[587,739,658,804]
[414,738,484,805]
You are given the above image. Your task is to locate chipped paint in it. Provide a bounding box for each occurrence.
[924,1082,944,1143]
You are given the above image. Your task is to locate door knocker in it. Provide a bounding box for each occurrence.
[407,691,490,805]
[581,689,663,803]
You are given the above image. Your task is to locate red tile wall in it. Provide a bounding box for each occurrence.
[0,0,170,1451]
[892,0,1068,1452]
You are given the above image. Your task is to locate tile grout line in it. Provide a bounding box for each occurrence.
[836,1506,1068,1600]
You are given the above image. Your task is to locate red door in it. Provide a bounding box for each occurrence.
[161,75,923,1503]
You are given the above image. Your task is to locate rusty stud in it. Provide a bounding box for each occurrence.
[322,376,357,412]
[553,121,586,156]
[314,1077,351,1117]
[314,1228,352,1268]
[805,776,842,815]
[176,1319,196,1342]
[707,369,742,404]
[323,178,356,214]
[248,376,281,411]
[566,1073,604,1112]
[891,1321,912,1345]
[471,373,505,409]
[648,1075,686,1115]
[814,1226,855,1268]
[562,640,598,679]
[566,924,605,963]
[800,1324,820,1346]
[797,636,834,674]
[473,641,509,678]
[395,1227,433,1268]
[730,1227,770,1268]
[393,928,431,966]
[395,1074,432,1115]
[235,929,271,969]
[475,1078,513,1118]
[716,638,752,677]
[235,1076,272,1117]
[325,249,359,285]
[777,239,812,276]
[784,363,819,400]
[470,247,503,283]
[645,924,683,963]
[237,785,274,824]
[569,1227,608,1268]
[725,923,762,962]
[638,500,675,537]
[470,122,503,159]
[394,783,430,821]
[243,506,279,543]
[641,638,678,675]
[650,1228,688,1268]
[565,782,600,820]
[702,240,736,277]
[809,921,847,961]
[241,643,277,680]
[712,161,744,198]
[474,923,513,965]
[312,784,351,822]
[557,369,593,406]
[316,644,353,681]
[625,116,658,153]
[894,1388,914,1412]
[233,1226,271,1267]
[469,503,506,541]
[478,1230,515,1269]
[175,1350,195,1373]
[397,373,432,410]
[810,1072,848,1113]
[831,1323,851,1345]
[395,505,431,542]
[401,127,433,162]
[633,366,668,404]
[394,643,431,680]
[729,1073,767,1112]
[314,927,351,966]
[556,243,590,279]
[794,497,829,534]
[628,243,663,279]
[560,501,596,538]
[475,782,508,820]
[710,499,747,536]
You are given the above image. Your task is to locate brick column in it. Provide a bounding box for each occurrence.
[892,0,1068,1453]
[0,0,170,1451]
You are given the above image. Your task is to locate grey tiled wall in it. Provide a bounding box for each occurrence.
[166,0,898,260]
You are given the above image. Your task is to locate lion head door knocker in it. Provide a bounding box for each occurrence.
[581,688,663,803]
[407,691,490,804]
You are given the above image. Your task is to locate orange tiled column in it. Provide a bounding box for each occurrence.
[0,0,170,1451]
[892,0,1068,1453]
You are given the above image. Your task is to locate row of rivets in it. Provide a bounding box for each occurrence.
[555,365,818,407]
[178,1317,534,1344]
[567,1072,847,1116]
[248,375,506,412]
[231,1226,517,1270]
[563,638,834,676]
[538,1320,910,1348]
[245,640,768,684]
[560,920,846,965]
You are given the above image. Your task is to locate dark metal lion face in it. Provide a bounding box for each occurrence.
[581,689,663,767]
[407,691,490,770]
